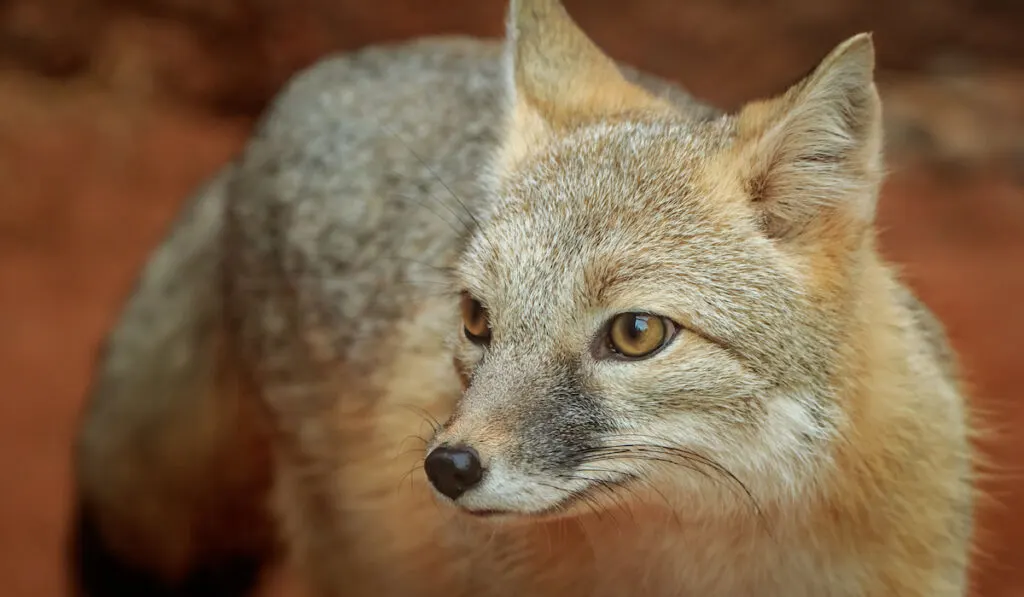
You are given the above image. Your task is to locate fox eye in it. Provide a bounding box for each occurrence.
[606,313,675,359]
[460,292,491,344]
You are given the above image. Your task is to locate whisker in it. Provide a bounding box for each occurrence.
[397,460,426,495]
[395,403,444,434]
[371,117,513,266]
[387,191,472,236]
[535,480,604,524]
[393,438,430,461]
[376,123,482,232]
[560,471,640,530]
[569,436,771,536]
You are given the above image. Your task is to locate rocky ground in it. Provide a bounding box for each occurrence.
[0,1,1021,595]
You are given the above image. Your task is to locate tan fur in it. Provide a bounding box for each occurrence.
[71,1,975,596]
[497,0,674,174]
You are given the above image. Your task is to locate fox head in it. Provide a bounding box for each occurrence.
[425,0,885,521]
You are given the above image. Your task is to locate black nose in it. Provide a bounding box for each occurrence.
[424,445,484,500]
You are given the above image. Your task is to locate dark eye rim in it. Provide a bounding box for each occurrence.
[595,311,680,361]
[460,292,492,345]
[464,325,491,344]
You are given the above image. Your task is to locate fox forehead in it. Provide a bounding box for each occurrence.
[454,117,815,371]
[461,117,740,288]
[493,116,734,215]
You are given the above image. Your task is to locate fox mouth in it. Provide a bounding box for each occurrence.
[458,473,638,520]
[462,509,513,518]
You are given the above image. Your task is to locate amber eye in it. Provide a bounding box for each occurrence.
[460,293,491,343]
[607,313,673,358]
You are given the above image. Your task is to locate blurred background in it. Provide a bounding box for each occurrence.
[0,0,1021,595]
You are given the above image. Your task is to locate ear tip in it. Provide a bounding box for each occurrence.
[818,31,876,81]
[842,31,877,64]
[508,0,563,19]
[506,0,568,41]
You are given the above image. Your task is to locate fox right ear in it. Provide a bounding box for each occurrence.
[495,0,669,174]
[724,33,884,244]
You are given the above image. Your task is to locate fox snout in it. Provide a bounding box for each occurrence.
[421,411,512,507]
[421,358,618,516]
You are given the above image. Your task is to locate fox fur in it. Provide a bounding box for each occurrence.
[70,0,976,595]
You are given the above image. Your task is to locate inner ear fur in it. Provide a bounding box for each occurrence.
[726,33,885,242]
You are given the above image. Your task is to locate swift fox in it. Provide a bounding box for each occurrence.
[70,0,976,595]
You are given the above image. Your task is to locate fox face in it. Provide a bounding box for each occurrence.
[425,0,883,521]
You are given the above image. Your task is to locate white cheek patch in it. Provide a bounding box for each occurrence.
[738,391,839,499]
[600,388,838,506]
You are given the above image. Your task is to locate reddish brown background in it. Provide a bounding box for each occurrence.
[1,1,1022,596]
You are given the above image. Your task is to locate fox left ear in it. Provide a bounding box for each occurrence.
[495,0,671,174]
[725,33,884,242]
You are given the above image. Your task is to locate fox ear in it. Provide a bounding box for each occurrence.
[496,0,669,172]
[726,33,884,242]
